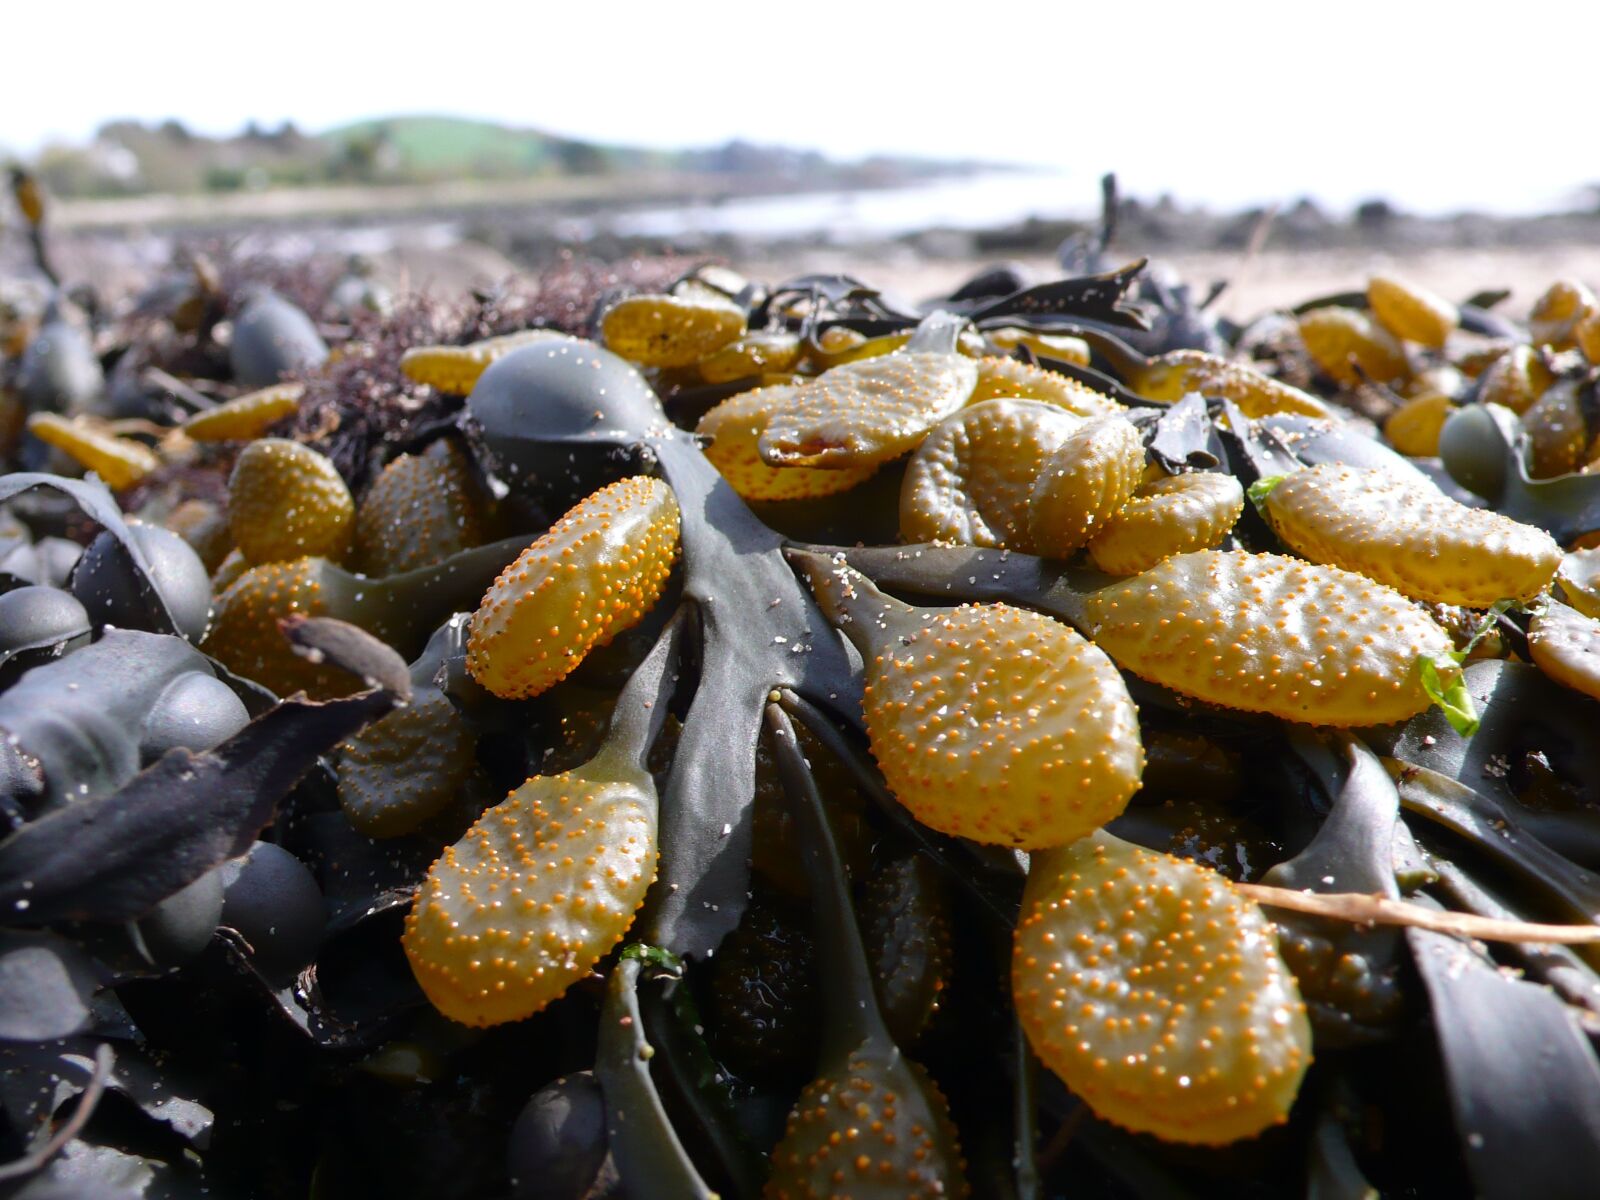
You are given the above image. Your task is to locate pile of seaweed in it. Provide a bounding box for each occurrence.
[3,179,1600,1200]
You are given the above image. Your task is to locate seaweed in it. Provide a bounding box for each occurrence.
[0,474,186,637]
[1408,922,1600,1200]
[0,620,403,927]
[10,234,1600,1198]
[465,338,864,958]
[1439,402,1600,543]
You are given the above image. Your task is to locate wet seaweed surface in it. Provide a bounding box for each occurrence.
[4,220,1600,1200]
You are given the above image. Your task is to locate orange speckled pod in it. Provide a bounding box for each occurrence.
[898,398,1083,549]
[338,689,476,837]
[1367,274,1458,349]
[864,604,1143,847]
[466,476,679,699]
[26,413,158,490]
[1528,601,1600,700]
[764,1048,970,1200]
[1026,413,1145,558]
[182,382,304,441]
[405,618,679,1028]
[1263,464,1560,607]
[403,765,658,1026]
[697,385,877,502]
[1557,548,1600,618]
[1575,309,1600,365]
[808,326,987,371]
[697,330,802,383]
[1297,306,1408,388]
[1523,380,1588,479]
[801,560,1143,850]
[985,327,1092,366]
[353,440,486,575]
[202,558,348,698]
[1477,344,1551,415]
[401,330,569,395]
[1384,392,1454,457]
[165,498,233,574]
[1529,278,1596,349]
[1014,831,1311,1144]
[806,325,870,369]
[968,354,1121,416]
[600,292,746,368]
[1087,472,1244,575]
[227,438,355,565]
[759,343,978,470]
[1084,550,1456,726]
[1130,350,1331,419]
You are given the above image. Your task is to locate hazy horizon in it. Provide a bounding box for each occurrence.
[7,0,1596,217]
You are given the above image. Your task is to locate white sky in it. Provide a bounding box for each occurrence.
[5,0,1595,214]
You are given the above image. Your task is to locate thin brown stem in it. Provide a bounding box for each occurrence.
[143,367,218,413]
[1036,1104,1089,1175]
[1237,883,1600,945]
[0,1042,114,1181]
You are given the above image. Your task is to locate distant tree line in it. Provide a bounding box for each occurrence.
[16,117,973,199]
[21,117,616,198]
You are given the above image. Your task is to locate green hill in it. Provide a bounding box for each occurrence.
[28,115,991,198]
[320,115,661,180]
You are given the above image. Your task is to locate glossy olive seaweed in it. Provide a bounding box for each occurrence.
[1,473,196,637]
[467,337,862,959]
[229,289,329,388]
[0,585,89,683]
[858,855,952,1048]
[1440,402,1600,543]
[11,244,1600,1199]
[507,1072,611,1200]
[336,616,476,837]
[704,900,819,1079]
[0,629,220,809]
[219,841,327,986]
[0,619,403,927]
[1259,734,1406,1043]
[1409,924,1600,1199]
[15,305,105,418]
[762,700,969,1198]
[141,670,251,760]
[135,866,225,966]
[73,521,212,642]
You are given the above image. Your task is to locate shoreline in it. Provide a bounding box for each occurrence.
[10,174,1600,324]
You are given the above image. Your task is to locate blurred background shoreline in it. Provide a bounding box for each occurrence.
[11,113,1600,320]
